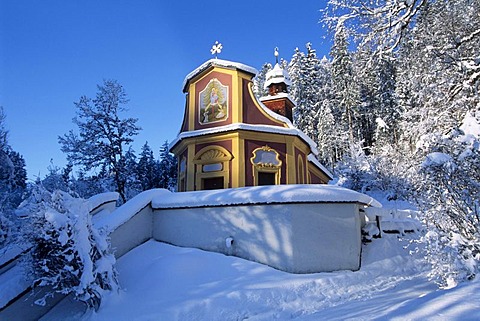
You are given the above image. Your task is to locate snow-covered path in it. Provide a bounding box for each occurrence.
[80,235,480,321]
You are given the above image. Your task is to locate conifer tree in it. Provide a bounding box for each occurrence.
[123,146,139,198]
[330,24,360,156]
[252,63,272,98]
[158,141,177,191]
[0,107,27,245]
[135,142,159,191]
[289,43,324,140]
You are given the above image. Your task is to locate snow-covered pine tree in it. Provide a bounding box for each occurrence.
[351,46,400,153]
[68,170,107,200]
[19,185,118,309]
[135,142,159,192]
[374,54,399,147]
[253,63,272,98]
[158,141,177,191]
[0,107,27,246]
[329,23,361,158]
[123,146,140,199]
[42,160,72,193]
[288,43,325,141]
[354,46,387,152]
[315,100,337,172]
[310,56,337,171]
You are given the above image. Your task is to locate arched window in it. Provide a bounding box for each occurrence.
[178,157,187,192]
[297,155,305,184]
[250,145,282,186]
[193,146,233,190]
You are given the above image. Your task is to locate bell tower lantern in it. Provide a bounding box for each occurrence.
[260,48,295,122]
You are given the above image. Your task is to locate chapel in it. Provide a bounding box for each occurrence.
[170,57,332,191]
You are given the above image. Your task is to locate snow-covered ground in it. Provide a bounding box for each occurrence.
[81,235,480,321]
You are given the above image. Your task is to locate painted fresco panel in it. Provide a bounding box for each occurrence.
[199,78,228,124]
[194,71,232,130]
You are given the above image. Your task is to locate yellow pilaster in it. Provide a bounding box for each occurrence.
[187,144,196,191]
[188,83,196,131]
[231,132,244,188]
[237,135,245,187]
[286,136,296,184]
[232,73,240,124]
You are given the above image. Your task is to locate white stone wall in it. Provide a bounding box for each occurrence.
[153,203,362,273]
[109,205,153,258]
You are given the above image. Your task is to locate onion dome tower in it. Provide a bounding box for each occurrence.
[260,48,295,122]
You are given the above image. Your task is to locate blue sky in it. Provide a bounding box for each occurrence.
[0,0,331,179]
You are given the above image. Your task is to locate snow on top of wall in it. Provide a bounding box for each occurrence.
[88,192,119,211]
[307,154,334,179]
[182,59,258,91]
[151,184,381,209]
[93,189,171,233]
[91,185,379,235]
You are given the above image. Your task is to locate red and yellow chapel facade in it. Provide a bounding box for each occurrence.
[170,58,332,191]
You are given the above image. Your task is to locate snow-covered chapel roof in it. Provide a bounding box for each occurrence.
[183,58,258,92]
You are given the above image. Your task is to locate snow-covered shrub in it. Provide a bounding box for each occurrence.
[414,114,480,287]
[367,149,414,201]
[336,142,374,192]
[19,185,118,309]
[422,230,479,288]
[336,142,412,201]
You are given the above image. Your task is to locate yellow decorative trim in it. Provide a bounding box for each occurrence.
[297,154,305,184]
[230,132,241,188]
[232,73,240,123]
[197,149,227,162]
[250,145,282,186]
[285,136,295,184]
[307,162,330,184]
[193,145,233,163]
[188,85,196,131]
[194,145,233,190]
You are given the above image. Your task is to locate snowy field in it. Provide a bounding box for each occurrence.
[80,235,480,321]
